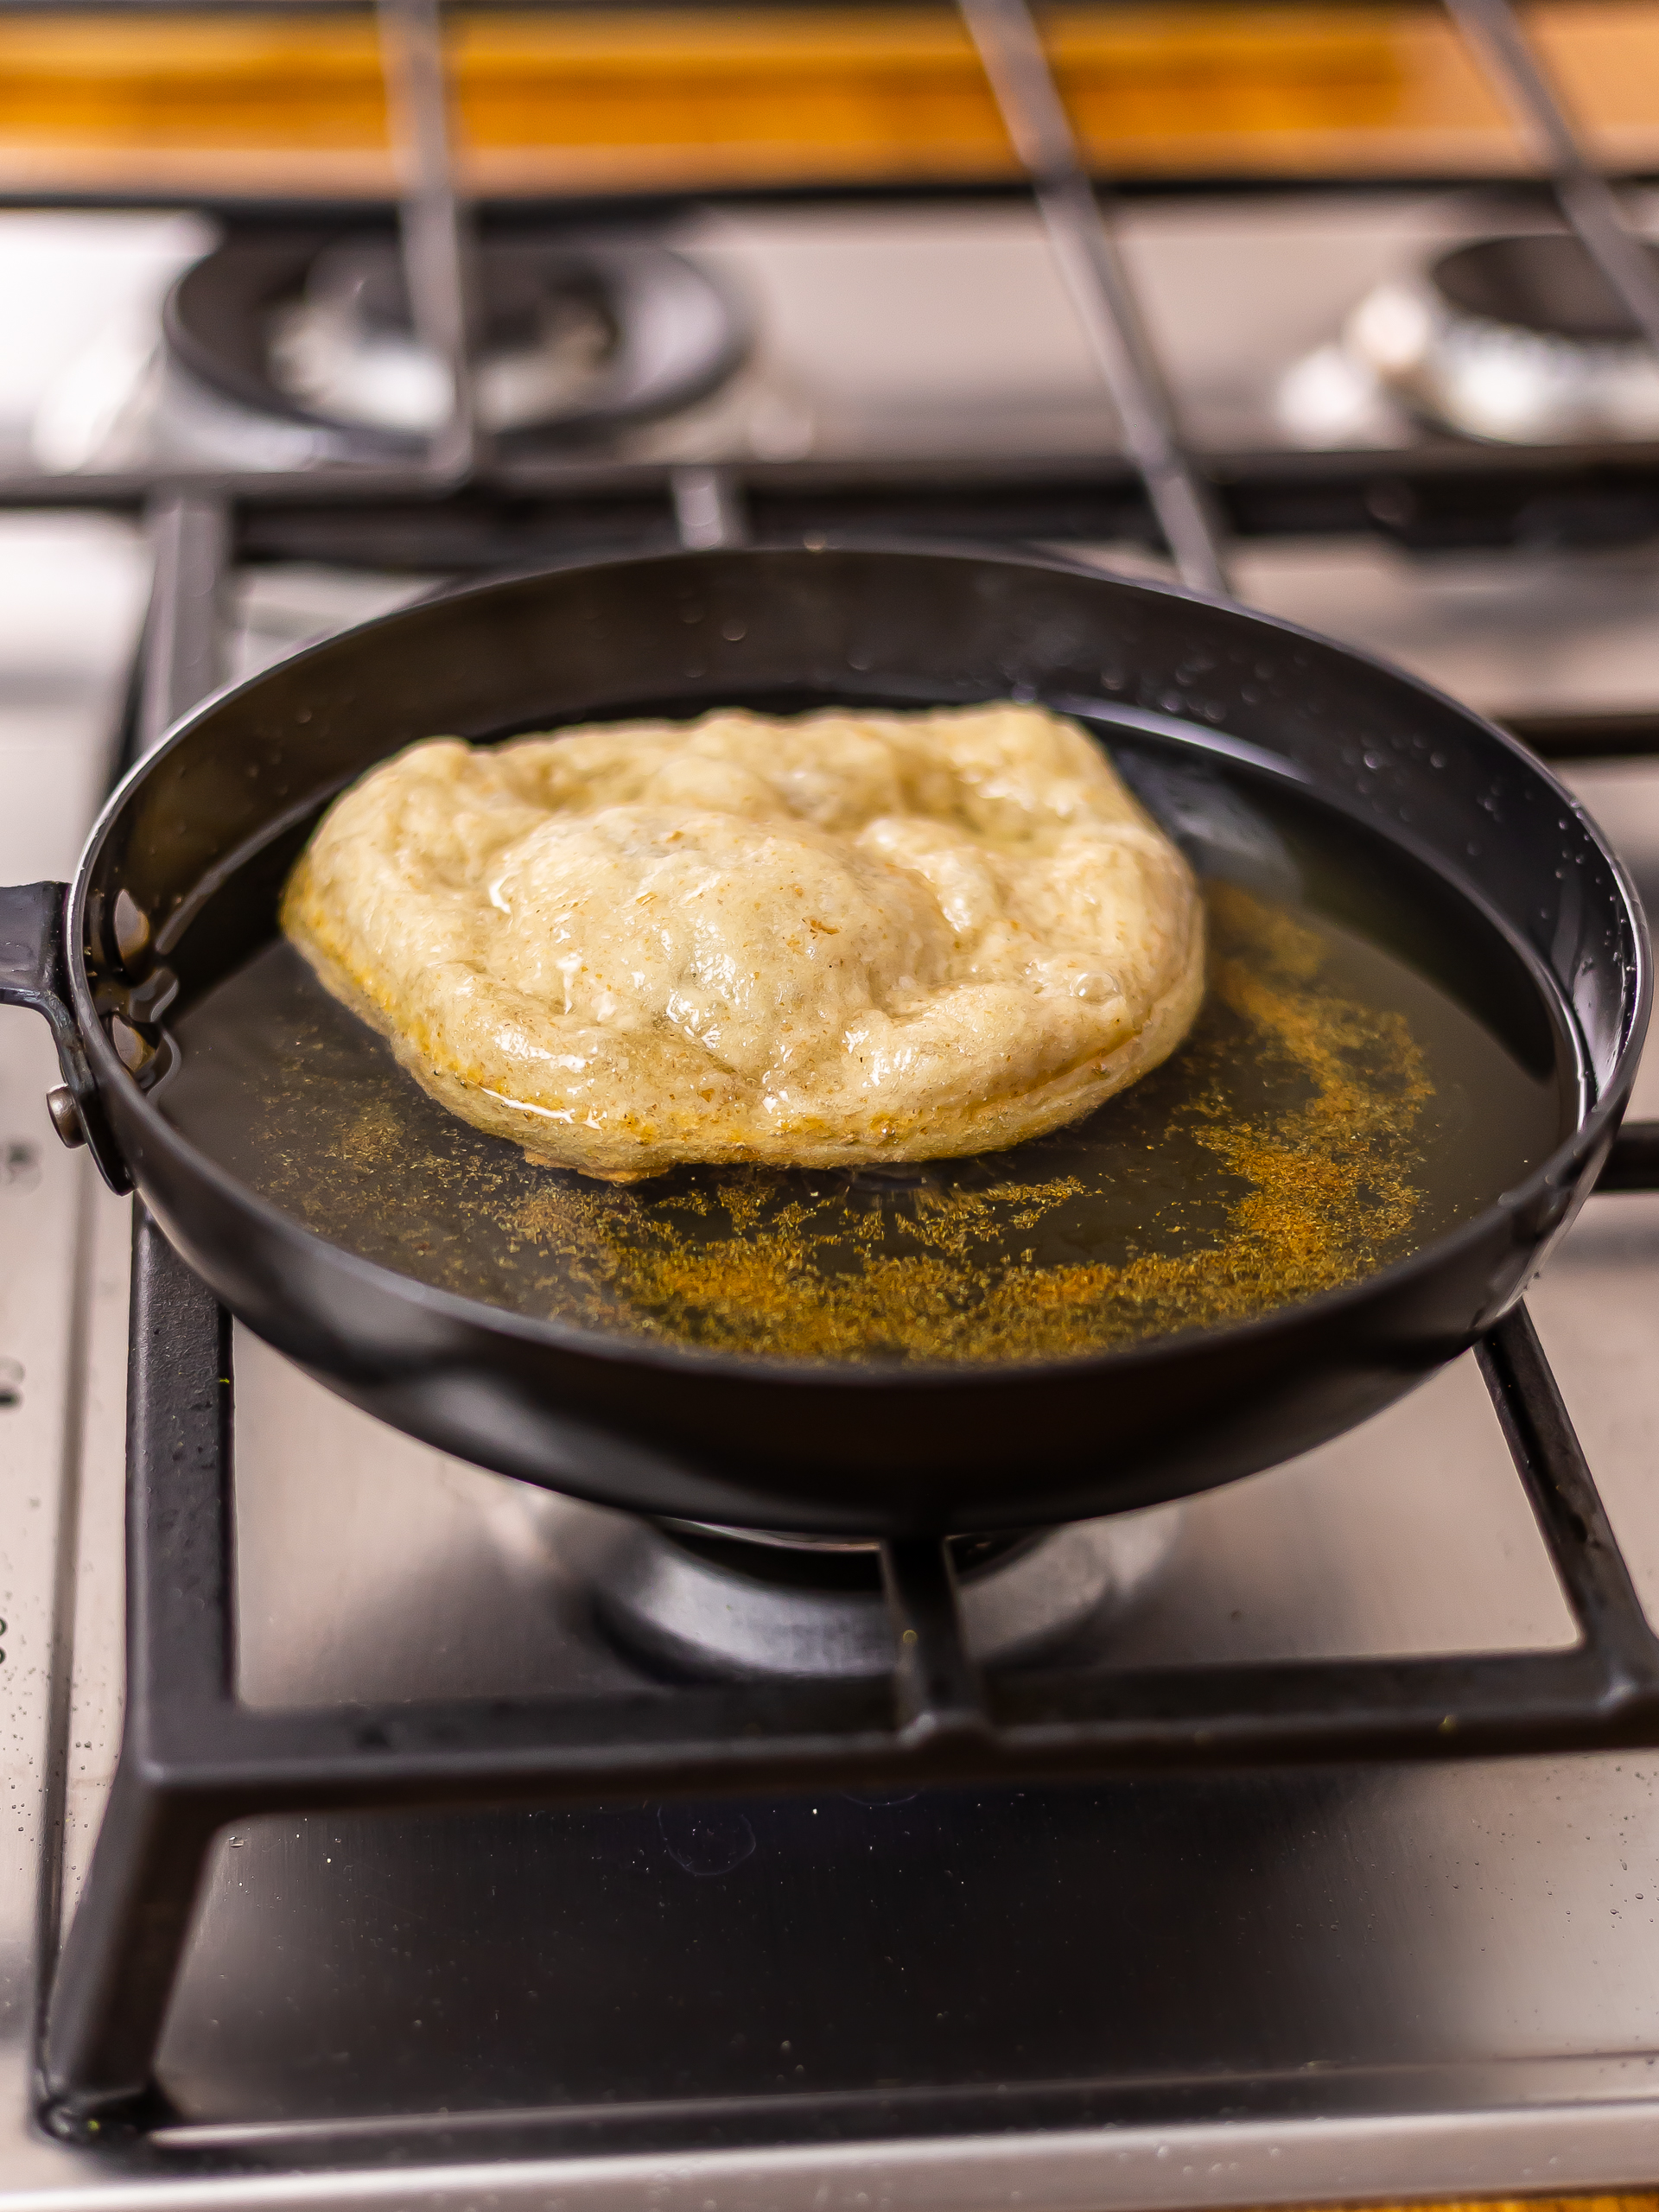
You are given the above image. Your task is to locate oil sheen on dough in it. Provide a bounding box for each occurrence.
[280,702,1205,1180]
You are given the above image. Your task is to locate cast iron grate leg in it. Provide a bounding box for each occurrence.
[43,1208,233,2130]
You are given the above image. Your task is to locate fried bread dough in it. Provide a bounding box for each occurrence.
[281,702,1205,1179]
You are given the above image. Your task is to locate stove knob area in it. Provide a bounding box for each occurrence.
[45,1085,86,1151]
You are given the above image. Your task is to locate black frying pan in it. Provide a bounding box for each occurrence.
[0,545,1646,1535]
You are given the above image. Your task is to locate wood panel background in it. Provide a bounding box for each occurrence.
[0,3,1653,200]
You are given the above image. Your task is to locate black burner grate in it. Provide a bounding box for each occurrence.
[40,1163,1659,2131]
[20,0,1659,2146]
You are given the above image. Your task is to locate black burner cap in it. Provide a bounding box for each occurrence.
[1432,232,1659,343]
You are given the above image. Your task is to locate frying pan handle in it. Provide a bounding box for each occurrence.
[0,882,132,1195]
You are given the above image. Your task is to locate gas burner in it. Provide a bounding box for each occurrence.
[549,1503,1183,1680]
[268,233,612,435]
[1281,231,1659,448]
[157,226,747,462]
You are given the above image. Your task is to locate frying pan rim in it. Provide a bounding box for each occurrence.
[65,539,1651,1393]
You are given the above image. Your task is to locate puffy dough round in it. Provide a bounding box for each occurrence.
[281,702,1206,1179]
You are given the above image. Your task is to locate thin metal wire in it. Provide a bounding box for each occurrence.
[376,0,480,480]
[1444,0,1659,360]
[671,465,749,550]
[137,493,228,755]
[957,0,1230,598]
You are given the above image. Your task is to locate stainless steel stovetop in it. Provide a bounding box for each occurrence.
[7,178,1659,2207]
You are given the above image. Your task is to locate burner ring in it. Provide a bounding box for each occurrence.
[543,1503,1182,1681]
[1348,231,1659,446]
[162,225,749,455]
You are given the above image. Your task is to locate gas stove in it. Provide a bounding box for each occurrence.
[10,0,1659,2203]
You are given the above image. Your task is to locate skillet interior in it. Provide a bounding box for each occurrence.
[144,704,1579,1369]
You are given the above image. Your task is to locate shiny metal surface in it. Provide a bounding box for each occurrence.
[559,1507,1185,1678]
[10,260,1659,2204]
[376,0,478,479]
[138,493,227,752]
[1233,537,1659,728]
[43,1088,84,1151]
[1336,236,1659,446]
[0,518,145,2196]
